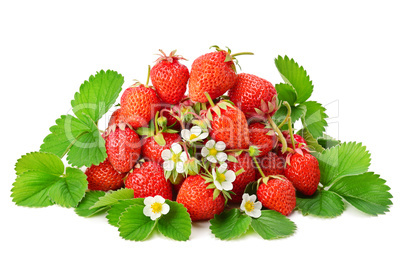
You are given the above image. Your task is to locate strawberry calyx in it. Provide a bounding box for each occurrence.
[257,175,287,186]
[249,96,279,119]
[204,92,236,122]
[210,45,254,72]
[155,49,187,63]
[136,111,178,146]
[105,121,134,137]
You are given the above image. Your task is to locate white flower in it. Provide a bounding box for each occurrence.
[201,140,227,163]
[181,125,209,143]
[143,195,170,220]
[212,163,236,191]
[240,193,262,218]
[161,143,188,173]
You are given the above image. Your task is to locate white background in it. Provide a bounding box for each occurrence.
[1,1,401,267]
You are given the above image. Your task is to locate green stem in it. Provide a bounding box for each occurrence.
[267,115,288,154]
[230,52,254,57]
[146,65,151,86]
[204,92,215,107]
[154,111,160,135]
[277,101,292,129]
[252,156,266,178]
[281,102,296,149]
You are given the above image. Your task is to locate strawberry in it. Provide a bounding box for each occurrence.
[105,124,141,173]
[284,153,320,196]
[150,50,189,105]
[120,80,161,129]
[176,175,225,221]
[208,100,250,149]
[249,122,277,157]
[142,132,181,164]
[228,73,278,119]
[255,152,285,179]
[125,161,173,200]
[256,176,296,216]
[85,158,126,191]
[227,152,256,203]
[189,46,252,103]
[277,131,309,162]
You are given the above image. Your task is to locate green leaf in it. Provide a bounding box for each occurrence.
[329,172,393,216]
[118,204,156,241]
[250,210,296,240]
[297,128,324,154]
[107,199,144,227]
[40,114,107,167]
[296,190,345,218]
[90,188,134,210]
[275,55,313,103]
[302,101,328,139]
[157,200,192,241]
[12,152,88,208]
[47,167,88,208]
[317,134,340,149]
[273,104,306,127]
[71,70,124,123]
[75,191,108,217]
[209,209,251,240]
[275,83,297,106]
[11,171,59,207]
[15,151,64,176]
[317,142,371,187]
[65,115,107,167]
[40,115,91,159]
[227,154,238,163]
[244,181,258,196]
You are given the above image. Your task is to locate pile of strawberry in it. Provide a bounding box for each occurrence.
[86,47,320,221]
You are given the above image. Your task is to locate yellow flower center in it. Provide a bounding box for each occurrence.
[171,153,180,163]
[151,202,163,213]
[244,201,255,212]
[216,173,226,183]
[190,133,198,140]
[209,148,218,156]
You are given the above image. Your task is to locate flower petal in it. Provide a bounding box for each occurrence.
[207,155,217,163]
[161,149,172,161]
[201,147,210,157]
[214,180,223,190]
[181,129,191,141]
[199,132,209,140]
[176,162,185,173]
[240,200,246,212]
[163,160,174,171]
[212,168,217,180]
[191,125,202,136]
[218,162,228,173]
[224,170,236,182]
[216,152,228,163]
[205,139,216,149]
[161,203,170,215]
[144,196,155,206]
[171,143,182,154]
[143,206,152,217]
[154,195,165,204]
[254,201,262,211]
[248,208,261,218]
[221,181,233,191]
[180,152,188,162]
[242,193,250,202]
[215,141,226,151]
[151,212,161,221]
[249,194,257,203]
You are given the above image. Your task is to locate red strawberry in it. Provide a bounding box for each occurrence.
[209,100,250,149]
[256,176,296,216]
[249,122,277,157]
[255,152,285,179]
[150,50,189,105]
[142,132,181,164]
[105,124,141,173]
[176,175,225,221]
[284,153,320,196]
[227,152,256,203]
[125,162,173,200]
[277,132,309,162]
[120,82,161,129]
[108,108,127,128]
[189,46,252,103]
[228,73,278,119]
[85,159,126,191]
